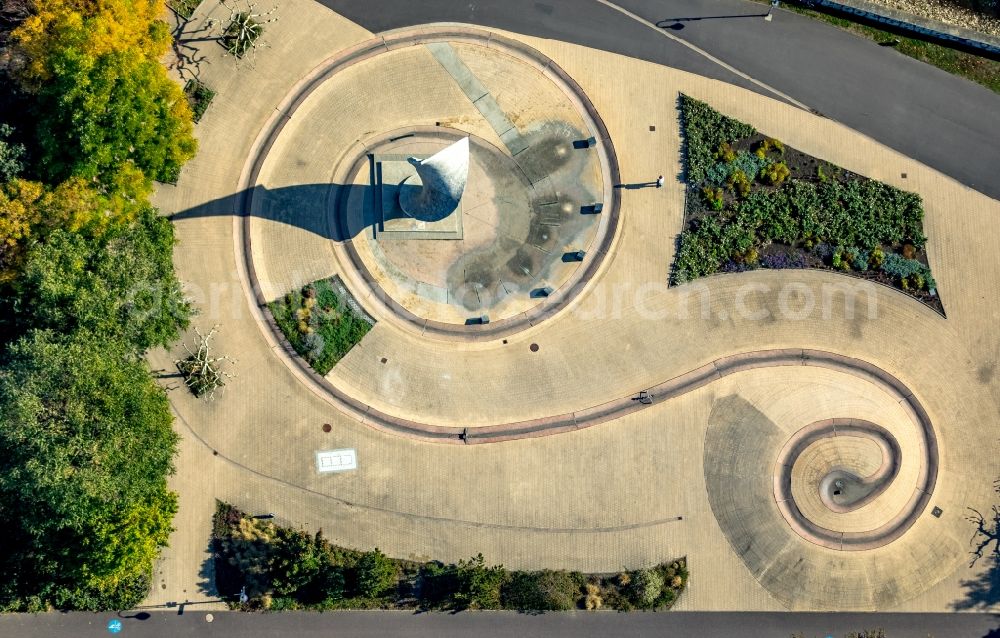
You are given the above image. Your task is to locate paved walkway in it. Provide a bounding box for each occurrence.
[148,0,1000,613]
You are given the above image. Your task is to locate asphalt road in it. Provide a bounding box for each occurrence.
[1,610,998,638]
[317,0,1000,200]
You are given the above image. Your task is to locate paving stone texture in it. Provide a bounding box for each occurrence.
[148,0,1000,613]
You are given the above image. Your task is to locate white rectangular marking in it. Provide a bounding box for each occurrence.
[316,448,358,473]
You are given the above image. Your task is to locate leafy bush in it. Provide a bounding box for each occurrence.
[628,568,664,609]
[881,253,935,290]
[418,561,459,608]
[679,94,756,183]
[760,252,806,269]
[269,528,323,596]
[727,169,751,198]
[702,185,724,210]
[355,549,397,598]
[0,123,26,182]
[732,150,769,181]
[167,0,202,18]
[269,278,373,375]
[755,137,785,157]
[454,554,507,610]
[762,161,790,186]
[705,161,732,186]
[715,141,736,163]
[184,79,216,123]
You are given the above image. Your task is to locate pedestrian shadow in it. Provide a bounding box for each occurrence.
[614,182,658,190]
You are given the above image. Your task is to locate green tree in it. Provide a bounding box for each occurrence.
[354,548,396,598]
[11,207,190,349]
[454,554,506,610]
[0,171,150,281]
[269,528,323,596]
[0,329,178,610]
[0,123,25,182]
[13,0,196,184]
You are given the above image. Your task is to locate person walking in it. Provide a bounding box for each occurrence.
[656,175,664,188]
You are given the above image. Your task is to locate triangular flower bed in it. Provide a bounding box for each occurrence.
[672,94,942,315]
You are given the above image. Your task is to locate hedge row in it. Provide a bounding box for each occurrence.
[214,503,688,612]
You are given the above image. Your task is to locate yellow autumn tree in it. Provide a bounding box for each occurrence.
[14,0,171,85]
[0,168,148,280]
[12,0,196,184]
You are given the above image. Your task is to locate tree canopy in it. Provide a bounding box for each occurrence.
[12,0,196,184]
[9,207,190,350]
[0,0,197,612]
[0,330,178,610]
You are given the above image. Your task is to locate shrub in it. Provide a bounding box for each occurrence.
[269,278,373,375]
[222,517,275,596]
[702,185,724,210]
[418,561,458,608]
[167,0,201,18]
[628,568,664,609]
[760,252,806,269]
[868,246,885,269]
[501,570,579,611]
[679,94,756,183]
[726,169,751,198]
[269,528,323,596]
[715,141,737,163]
[881,253,923,279]
[583,582,602,610]
[732,150,770,181]
[311,564,346,606]
[355,549,397,598]
[183,80,216,123]
[762,161,790,186]
[454,554,507,610]
[755,137,785,158]
[0,123,26,182]
[845,247,869,271]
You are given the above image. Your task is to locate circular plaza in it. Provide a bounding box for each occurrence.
[154,6,1000,615]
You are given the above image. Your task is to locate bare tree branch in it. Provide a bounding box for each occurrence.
[218,0,278,69]
[175,325,237,400]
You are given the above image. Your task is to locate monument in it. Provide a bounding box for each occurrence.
[398,136,470,222]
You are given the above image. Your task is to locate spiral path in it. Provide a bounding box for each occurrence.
[773,418,932,550]
[151,4,1000,611]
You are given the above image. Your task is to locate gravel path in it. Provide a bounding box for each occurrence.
[865,0,1000,37]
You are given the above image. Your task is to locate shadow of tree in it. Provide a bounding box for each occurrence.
[196,536,220,599]
[169,13,221,81]
[954,553,1000,612]
[953,478,1000,612]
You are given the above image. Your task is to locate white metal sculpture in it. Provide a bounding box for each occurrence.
[398,137,469,221]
